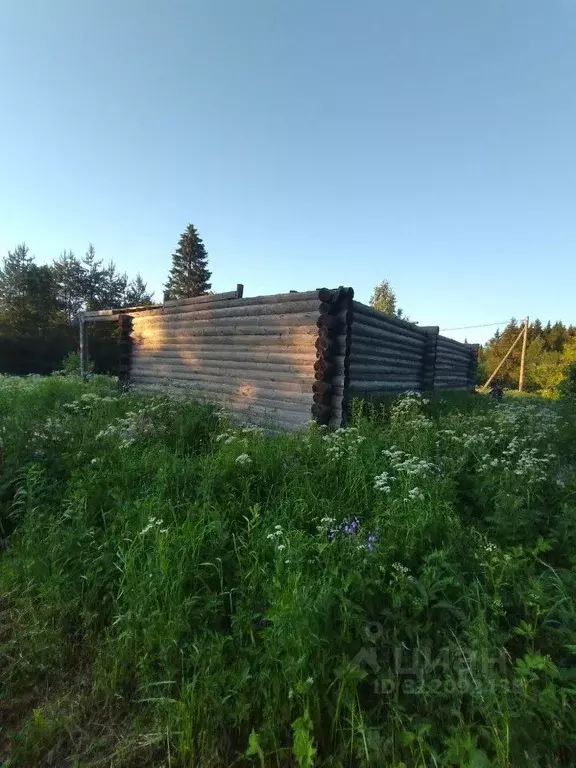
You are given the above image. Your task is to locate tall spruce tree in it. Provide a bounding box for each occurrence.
[164,224,212,300]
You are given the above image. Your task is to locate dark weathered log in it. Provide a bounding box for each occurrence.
[435,363,470,374]
[311,403,332,422]
[437,335,473,353]
[342,370,424,384]
[436,348,470,364]
[312,380,333,395]
[351,303,427,343]
[351,300,425,334]
[347,379,421,392]
[349,360,422,375]
[349,352,422,368]
[351,322,426,348]
[316,314,346,332]
[317,287,349,303]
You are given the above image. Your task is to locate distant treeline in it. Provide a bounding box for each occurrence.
[0,243,153,374]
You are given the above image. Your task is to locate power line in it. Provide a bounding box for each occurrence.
[440,320,511,332]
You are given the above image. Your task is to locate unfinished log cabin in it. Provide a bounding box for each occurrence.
[79,286,478,429]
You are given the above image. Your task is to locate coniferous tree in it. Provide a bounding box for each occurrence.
[81,244,106,310]
[0,244,59,333]
[52,250,86,322]
[369,279,409,320]
[125,273,154,306]
[164,224,212,300]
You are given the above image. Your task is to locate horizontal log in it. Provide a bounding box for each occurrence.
[347,380,421,392]
[436,340,472,354]
[132,332,318,350]
[83,309,115,318]
[349,360,422,375]
[130,367,314,394]
[163,290,240,308]
[161,298,322,320]
[435,368,470,375]
[436,361,471,373]
[161,292,321,315]
[351,303,426,343]
[437,335,473,353]
[435,357,470,368]
[84,314,119,323]
[436,351,471,366]
[345,381,420,392]
[130,360,314,382]
[132,310,320,330]
[131,324,319,340]
[351,301,426,335]
[351,322,426,349]
[349,345,423,365]
[341,371,425,384]
[132,348,318,366]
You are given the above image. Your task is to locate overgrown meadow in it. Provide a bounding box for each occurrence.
[1,376,576,767]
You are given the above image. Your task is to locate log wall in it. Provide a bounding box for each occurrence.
[345,302,478,413]
[127,289,348,430]
[80,288,479,430]
[435,334,479,391]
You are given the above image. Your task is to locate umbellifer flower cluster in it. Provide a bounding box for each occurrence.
[96,401,172,448]
[322,427,366,461]
[139,516,168,535]
[390,391,430,426]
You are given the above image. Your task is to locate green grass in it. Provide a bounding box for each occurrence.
[1,378,576,767]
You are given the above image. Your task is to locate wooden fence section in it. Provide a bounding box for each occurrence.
[79,287,478,430]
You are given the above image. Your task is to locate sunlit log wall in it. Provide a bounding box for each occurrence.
[126,288,350,430]
[81,289,478,430]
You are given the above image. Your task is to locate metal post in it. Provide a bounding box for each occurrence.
[79,315,88,381]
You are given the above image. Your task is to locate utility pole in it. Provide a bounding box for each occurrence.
[518,317,529,392]
[482,325,526,390]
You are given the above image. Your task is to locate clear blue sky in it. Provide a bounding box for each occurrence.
[1,0,575,343]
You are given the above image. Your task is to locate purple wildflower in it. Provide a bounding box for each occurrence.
[364,531,378,552]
